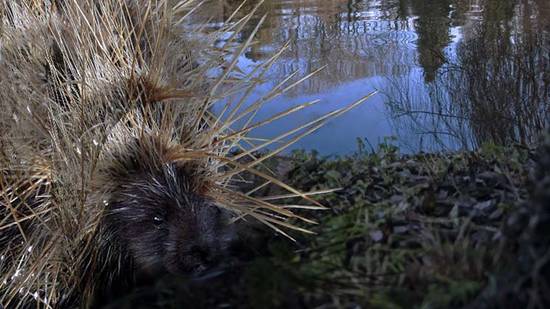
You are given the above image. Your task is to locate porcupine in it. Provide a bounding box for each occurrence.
[0,0,346,307]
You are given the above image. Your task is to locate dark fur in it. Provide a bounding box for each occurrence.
[104,167,236,276]
[97,136,237,279]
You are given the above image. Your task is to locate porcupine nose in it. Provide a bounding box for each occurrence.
[190,245,218,265]
[168,242,222,275]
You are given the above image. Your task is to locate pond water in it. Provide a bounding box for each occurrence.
[198,0,549,155]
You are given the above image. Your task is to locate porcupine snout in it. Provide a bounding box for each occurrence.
[166,201,237,275]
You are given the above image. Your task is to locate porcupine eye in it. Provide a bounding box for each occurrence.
[152,215,163,227]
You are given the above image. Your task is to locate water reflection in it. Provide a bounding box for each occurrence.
[388,0,549,150]
[196,0,549,154]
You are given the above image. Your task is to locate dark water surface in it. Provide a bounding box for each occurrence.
[199,0,549,154]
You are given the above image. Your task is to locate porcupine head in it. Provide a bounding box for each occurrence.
[95,131,238,278]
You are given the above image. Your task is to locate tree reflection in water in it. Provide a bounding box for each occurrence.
[193,0,549,153]
[388,0,549,150]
